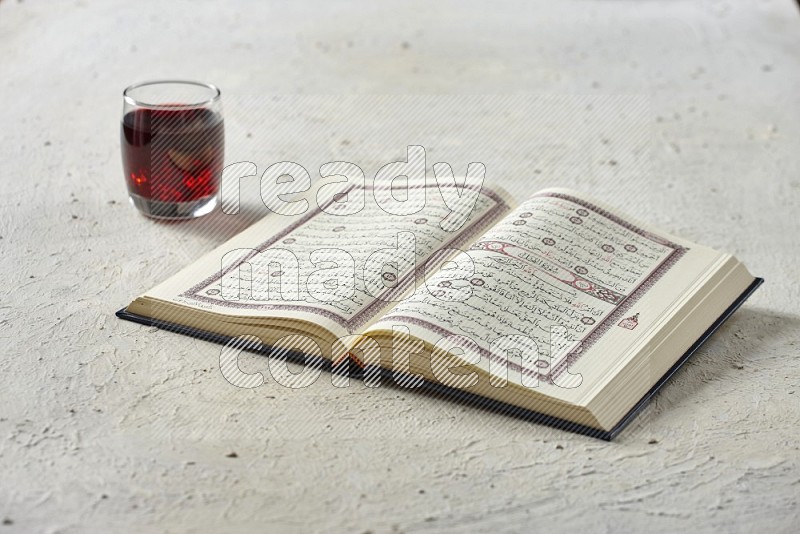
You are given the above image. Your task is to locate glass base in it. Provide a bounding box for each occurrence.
[129,193,218,220]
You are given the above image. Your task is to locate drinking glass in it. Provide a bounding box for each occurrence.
[121,80,224,219]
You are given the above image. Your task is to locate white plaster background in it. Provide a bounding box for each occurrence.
[1,1,798,532]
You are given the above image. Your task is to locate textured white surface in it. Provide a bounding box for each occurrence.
[1,1,799,532]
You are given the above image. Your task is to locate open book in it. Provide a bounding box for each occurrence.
[118,181,761,439]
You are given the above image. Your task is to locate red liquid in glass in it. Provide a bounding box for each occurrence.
[121,108,224,207]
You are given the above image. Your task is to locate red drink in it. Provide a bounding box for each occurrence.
[121,107,224,218]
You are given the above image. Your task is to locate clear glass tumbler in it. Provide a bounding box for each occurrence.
[121,80,224,220]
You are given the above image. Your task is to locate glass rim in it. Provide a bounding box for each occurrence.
[123,80,221,109]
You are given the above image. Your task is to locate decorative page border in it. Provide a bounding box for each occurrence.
[386,192,688,382]
[181,183,510,332]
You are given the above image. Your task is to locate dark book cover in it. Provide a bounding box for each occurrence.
[116,277,763,440]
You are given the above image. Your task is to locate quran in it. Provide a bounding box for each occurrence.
[118,181,761,439]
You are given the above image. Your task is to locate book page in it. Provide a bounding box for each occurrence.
[139,181,514,337]
[365,187,729,402]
